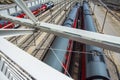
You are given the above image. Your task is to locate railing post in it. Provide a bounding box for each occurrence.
[7,9,10,15]
[101,9,108,33]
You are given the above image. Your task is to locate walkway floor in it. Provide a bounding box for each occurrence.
[90,2,120,80]
[91,4,120,36]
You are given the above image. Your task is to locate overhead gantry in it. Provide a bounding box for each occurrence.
[0,0,120,80]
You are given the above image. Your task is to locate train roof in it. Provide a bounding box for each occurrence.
[0,20,8,24]
[30,4,41,11]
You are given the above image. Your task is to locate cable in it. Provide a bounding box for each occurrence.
[49,47,72,78]
[37,47,118,56]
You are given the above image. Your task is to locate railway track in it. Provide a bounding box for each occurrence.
[30,1,75,60]
[69,42,81,80]
[6,1,75,60]
[111,11,120,21]
[6,1,65,41]
[0,0,14,4]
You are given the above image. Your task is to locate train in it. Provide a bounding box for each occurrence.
[43,2,80,73]
[83,1,110,80]
[0,1,54,29]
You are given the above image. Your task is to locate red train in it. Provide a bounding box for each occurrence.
[0,1,54,29]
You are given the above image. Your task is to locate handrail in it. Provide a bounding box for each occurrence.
[98,0,120,21]
[0,52,33,80]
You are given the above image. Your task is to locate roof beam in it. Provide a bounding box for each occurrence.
[0,14,34,27]
[0,29,34,37]
[0,14,120,53]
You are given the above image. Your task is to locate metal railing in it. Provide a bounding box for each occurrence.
[90,0,120,33]
[0,52,33,80]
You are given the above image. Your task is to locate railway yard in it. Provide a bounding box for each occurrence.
[6,0,74,60]
[0,0,120,80]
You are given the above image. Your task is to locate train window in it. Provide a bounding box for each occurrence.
[0,20,8,27]
[93,52,99,56]
[11,13,19,17]
[87,54,93,62]
[19,11,23,14]
[67,18,73,22]
[99,55,105,63]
